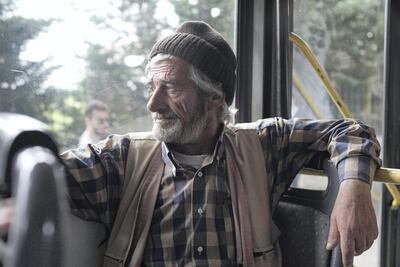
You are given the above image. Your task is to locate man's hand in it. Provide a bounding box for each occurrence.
[326,179,378,267]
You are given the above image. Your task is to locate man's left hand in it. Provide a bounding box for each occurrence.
[326,179,378,267]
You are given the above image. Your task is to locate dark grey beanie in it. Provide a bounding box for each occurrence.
[149,21,237,105]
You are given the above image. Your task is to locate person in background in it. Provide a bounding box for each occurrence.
[78,100,110,148]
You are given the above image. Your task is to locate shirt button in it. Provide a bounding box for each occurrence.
[197,171,203,177]
[197,207,204,215]
[197,246,204,254]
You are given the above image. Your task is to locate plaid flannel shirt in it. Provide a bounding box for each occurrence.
[61,117,381,265]
[141,141,236,266]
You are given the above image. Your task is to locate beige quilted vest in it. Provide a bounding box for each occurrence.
[103,125,282,267]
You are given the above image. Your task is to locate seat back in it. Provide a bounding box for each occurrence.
[0,113,67,267]
[274,159,343,267]
[0,113,106,267]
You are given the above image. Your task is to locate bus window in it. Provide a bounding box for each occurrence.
[1,1,236,266]
[0,0,236,151]
[291,0,385,266]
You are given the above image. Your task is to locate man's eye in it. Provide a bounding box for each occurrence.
[166,85,181,94]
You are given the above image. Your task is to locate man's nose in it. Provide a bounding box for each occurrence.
[147,86,166,112]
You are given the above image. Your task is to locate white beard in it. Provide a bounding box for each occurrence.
[151,106,208,144]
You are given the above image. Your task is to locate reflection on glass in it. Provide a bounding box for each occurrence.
[291,1,385,266]
[0,0,235,150]
[292,0,384,137]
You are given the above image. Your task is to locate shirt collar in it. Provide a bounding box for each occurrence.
[160,124,226,176]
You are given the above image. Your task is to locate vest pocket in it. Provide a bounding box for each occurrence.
[253,247,280,266]
[253,246,274,257]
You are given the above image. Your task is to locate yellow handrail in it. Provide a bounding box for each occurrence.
[302,167,400,184]
[290,32,400,209]
[302,167,400,209]
[289,33,352,118]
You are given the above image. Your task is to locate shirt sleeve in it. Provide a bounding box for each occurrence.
[60,134,131,230]
[256,117,382,186]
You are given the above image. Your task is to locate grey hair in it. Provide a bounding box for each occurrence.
[146,53,235,123]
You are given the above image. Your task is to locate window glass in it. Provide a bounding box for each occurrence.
[0,0,236,150]
[291,1,385,266]
[291,0,384,135]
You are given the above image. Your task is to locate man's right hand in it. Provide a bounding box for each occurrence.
[327,179,378,267]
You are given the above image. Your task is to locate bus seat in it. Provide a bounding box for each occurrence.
[274,159,343,267]
[0,113,105,267]
[64,214,106,267]
[0,113,66,267]
[0,113,58,196]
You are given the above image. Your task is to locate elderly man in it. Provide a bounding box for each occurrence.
[62,21,381,267]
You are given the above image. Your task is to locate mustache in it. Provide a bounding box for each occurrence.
[151,111,178,120]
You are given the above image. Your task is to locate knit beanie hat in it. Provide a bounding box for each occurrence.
[149,21,237,106]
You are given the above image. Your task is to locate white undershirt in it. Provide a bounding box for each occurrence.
[170,150,209,170]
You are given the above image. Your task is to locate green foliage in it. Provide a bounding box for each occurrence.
[0,14,53,120]
[293,0,384,132]
[170,0,235,46]
[0,0,88,149]
[42,89,85,150]
[80,0,235,135]
[0,0,14,16]
[80,1,166,134]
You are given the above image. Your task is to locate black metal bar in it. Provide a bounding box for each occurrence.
[380,0,400,266]
[235,0,254,123]
[263,0,292,118]
[262,0,274,118]
[235,0,293,121]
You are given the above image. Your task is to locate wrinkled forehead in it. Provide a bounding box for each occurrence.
[147,55,191,82]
